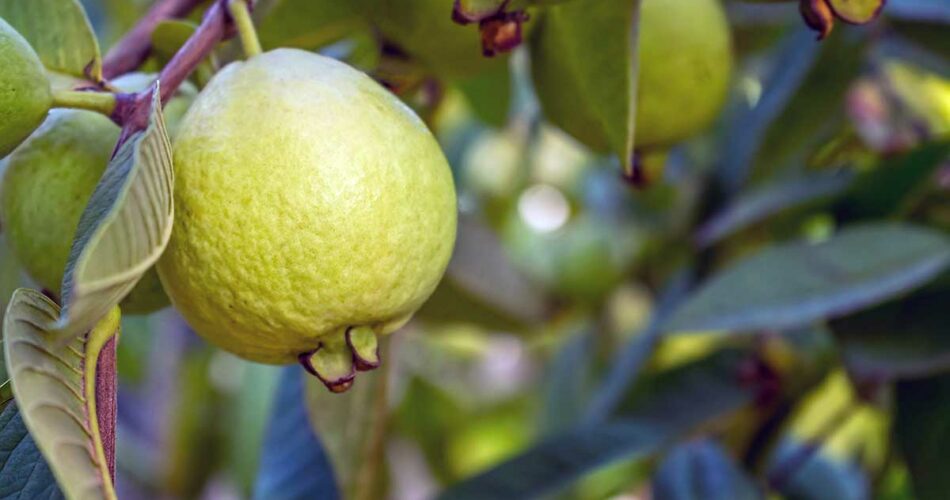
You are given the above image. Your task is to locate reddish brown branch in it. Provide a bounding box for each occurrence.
[97,0,238,476]
[95,337,118,479]
[101,0,204,79]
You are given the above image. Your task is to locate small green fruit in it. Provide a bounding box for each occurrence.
[0,109,168,314]
[159,49,457,372]
[0,17,52,157]
[532,0,733,151]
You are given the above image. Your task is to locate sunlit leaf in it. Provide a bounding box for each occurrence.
[0,402,62,499]
[895,373,950,500]
[57,85,174,340]
[666,224,950,334]
[254,367,339,500]
[0,0,102,80]
[3,288,120,499]
[530,0,641,172]
[652,439,761,500]
[769,438,869,500]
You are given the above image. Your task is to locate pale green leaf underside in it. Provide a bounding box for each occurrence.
[665,224,950,334]
[0,0,102,81]
[58,85,174,339]
[2,288,117,500]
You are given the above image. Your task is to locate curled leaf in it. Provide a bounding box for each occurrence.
[3,288,120,499]
[56,84,174,341]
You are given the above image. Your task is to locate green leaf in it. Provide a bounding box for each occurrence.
[150,20,197,65]
[530,0,641,171]
[0,402,63,499]
[894,373,950,500]
[440,351,753,499]
[303,359,386,499]
[769,439,869,500]
[665,224,950,334]
[255,367,339,500]
[832,284,950,380]
[3,288,120,499]
[652,439,761,500]
[57,85,174,340]
[256,0,366,51]
[697,170,854,248]
[0,0,102,81]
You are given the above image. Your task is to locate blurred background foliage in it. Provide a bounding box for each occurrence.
[2,0,948,498]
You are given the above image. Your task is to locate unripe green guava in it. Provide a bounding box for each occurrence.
[532,0,733,151]
[0,17,52,157]
[159,49,457,364]
[0,110,168,314]
[0,74,194,314]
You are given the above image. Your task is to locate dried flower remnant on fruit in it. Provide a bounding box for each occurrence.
[299,326,383,392]
[801,0,836,39]
[480,11,529,56]
[452,0,529,56]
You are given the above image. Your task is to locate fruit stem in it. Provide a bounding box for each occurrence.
[51,90,118,115]
[101,0,205,79]
[228,0,263,58]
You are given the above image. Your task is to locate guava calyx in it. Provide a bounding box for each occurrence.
[800,0,835,40]
[298,326,382,393]
[799,0,885,40]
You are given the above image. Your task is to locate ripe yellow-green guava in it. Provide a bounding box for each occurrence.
[531,0,733,152]
[0,17,52,157]
[358,0,509,80]
[158,49,456,372]
[0,110,168,314]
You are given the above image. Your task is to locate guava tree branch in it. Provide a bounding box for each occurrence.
[112,0,238,141]
[96,0,243,479]
[101,0,204,79]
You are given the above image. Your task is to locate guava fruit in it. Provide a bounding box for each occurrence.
[0,17,52,157]
[531,0,733,152]
[158,49,456,390]
[0,73,193,314]
[0,109,168,314]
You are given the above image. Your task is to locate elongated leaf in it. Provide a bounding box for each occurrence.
[254,367,339,500]
[440,351,753,500]
[530,0,641,171]
[719,28,819,193]
[894,374,950,500]
[697,170,853,248]
[665,224,950,334]
[652,440,761,500]
[58,85,174,339]
[769,439,869,500]
[0,0,101,80]
[0,402,63,499]
[832,285,950,380]
[3,288,120,500]
[256,0,365,51]
[304,359,386,499]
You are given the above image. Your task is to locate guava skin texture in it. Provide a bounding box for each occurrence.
[532,0,733,152]
[0,17,52,157]
[0,109,169,314]
[159,49,457,364]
